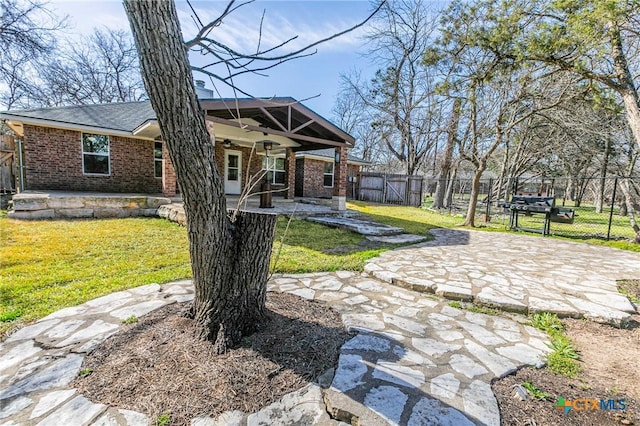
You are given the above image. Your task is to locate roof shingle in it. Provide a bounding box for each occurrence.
[2,101,156,132]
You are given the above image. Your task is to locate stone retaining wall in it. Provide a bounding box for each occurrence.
[8,193,171,220]
[157,203,186,226]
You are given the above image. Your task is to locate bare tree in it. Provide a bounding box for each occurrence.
[0,0,65,110]
[123,0,382,352]
[333,75,381,165]
[432,98,461,209]
[29,28,146,106]
[342,0,443,175]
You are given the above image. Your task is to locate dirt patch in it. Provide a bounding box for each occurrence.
[565,316,640,399]
[74,292,352,425]
[493,315,640,425]
[493,368,638,425]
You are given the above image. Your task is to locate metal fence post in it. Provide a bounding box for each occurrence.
[607,177,618,241]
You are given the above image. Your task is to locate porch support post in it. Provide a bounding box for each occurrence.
[285,148,295,199]
[162,142,177,197]
[332,145,348,211]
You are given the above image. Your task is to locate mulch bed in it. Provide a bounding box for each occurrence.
[74,292,352,425]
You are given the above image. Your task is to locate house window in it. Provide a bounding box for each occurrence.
[323,161,334,187]
[82,133,110,175]
[154,142,163,178]
[262,157,286,185]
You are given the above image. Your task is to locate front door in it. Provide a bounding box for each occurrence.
[224,150,242,194]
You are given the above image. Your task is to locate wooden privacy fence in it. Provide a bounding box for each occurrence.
[0,135,15,193]
[358,172,423,207]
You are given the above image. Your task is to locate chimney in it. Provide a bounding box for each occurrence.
[195,80,205,88]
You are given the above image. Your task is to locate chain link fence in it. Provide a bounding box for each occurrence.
[423,176,639,241]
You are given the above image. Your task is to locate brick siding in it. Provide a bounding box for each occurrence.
[296,157,334,198]
[23,125,162,193]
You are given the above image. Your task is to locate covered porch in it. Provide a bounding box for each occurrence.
[134,98,354,211]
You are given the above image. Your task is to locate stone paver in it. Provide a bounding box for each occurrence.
[2,229,636,425]
[307,216,404,236]
[366,228,640,324]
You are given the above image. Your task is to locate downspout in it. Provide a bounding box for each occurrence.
[17,138,25,192]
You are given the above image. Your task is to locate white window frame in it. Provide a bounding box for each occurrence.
[323,161,334,188]
[81,133,110,176]
[154,141,163,178]
[262,156,286,186]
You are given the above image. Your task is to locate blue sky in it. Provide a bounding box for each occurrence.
[49,0,378,119]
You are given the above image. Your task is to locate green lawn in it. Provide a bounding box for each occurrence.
[0,214,191,337]
[2,201,638,338]
[347,201,640,252]
[0,212,391,337]
[348,200,506,233]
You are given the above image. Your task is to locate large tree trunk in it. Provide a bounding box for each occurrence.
[433,98,461,209]
[464,163,485,227]
[124,0,277,353]
[610,23,640,156]
[618,178,640,243]
[444,164,457,209]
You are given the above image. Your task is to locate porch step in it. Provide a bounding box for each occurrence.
[306,216,404,236]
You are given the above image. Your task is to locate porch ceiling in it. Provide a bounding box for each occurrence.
[200,97,354,152]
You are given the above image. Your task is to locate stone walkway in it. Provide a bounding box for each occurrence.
[1,229,638,425]
[1,274,550,426]
[366,229,640,325]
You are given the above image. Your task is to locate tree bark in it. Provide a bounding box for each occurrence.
[123,0,277,352]
[618,178,640,243]
[433,98,461,209]
[444,163,458,209]
[463,165,484,227]
[610,24,640,152]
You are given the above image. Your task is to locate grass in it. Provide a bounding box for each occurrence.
[349,200,640,252]
[270,216,390,273]
[2,200,637,338]
[0,214,191,337]
[529,312,581,378]
[447,300,501,316]
[0,212,397,337]
[348,200,464,234]
[522,381,552,400]
[78,368,93,378]
[155,413,171,426]
[122,315,139,324]
[617,279,640,304]
[465,304,501,316]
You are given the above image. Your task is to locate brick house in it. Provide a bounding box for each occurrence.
[0,98,364,210]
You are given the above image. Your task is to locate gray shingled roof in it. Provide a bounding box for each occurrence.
[297,148,368,163]
[2,101,156,132]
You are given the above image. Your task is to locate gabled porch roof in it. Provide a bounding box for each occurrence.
[199,97,355,152]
